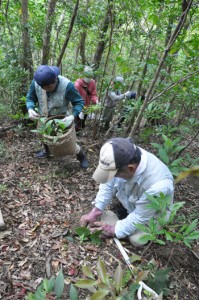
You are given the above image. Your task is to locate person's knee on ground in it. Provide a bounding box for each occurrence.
[100,210,119,226]
[128,230,148,247]
[100,210,147,247]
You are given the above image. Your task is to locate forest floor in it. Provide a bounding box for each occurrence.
[0,119,199,300]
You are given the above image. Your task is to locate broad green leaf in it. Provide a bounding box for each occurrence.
[89,289,110,300]
[183,219,198,235]
[54,270,65,298]
[89,230,102,245]
[82,265,95,279]
[151,143,162,150]
[185,231,199,240]
[183,240,192,248]
[69,284,79,300]
[158,148,169,164]
[75,279,97,288]
[75,226,90,238]
[114,263,123,291]
[97,258,108,284]
[42,278,54,293]
[34,285,46,300]
[155,239,165,245]
[165,232,173,241]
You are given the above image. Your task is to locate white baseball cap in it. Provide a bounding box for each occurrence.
[93,138,136,184]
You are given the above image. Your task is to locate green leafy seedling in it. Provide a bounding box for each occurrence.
[75,226,102,245]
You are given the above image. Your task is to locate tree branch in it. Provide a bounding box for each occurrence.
[149,70,199,103]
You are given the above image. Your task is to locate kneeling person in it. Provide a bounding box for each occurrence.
[80,138,174,246]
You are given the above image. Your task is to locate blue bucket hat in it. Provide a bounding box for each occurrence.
[34,65,60,86]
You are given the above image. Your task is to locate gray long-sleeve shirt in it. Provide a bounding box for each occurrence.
[94,148,174,239]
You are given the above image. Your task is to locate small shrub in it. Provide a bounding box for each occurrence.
[26,270,65,300]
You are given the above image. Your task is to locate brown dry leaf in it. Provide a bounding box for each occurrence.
[84,244,99,252]
[20,270,32,280]
[51,260,60,272]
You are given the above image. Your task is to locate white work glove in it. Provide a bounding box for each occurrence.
[79,112,84,120]
[124,91,132,98]
[28,109,40,121]
[62,115,74,127]
[88,113,95,120]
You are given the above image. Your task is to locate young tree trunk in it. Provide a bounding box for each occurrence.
[19,0,33,95]
[128,0,193,138]
[56,0,79,67]
[42,0,57,65]
[52,10,66,64]
[79,0,90,65]
[21,0,33,79]
[92,1,112,68]
[79,31,87,65]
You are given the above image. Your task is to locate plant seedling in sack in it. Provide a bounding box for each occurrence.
[31,117,72,142]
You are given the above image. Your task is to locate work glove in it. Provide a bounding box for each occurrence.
[28,109,40,121]
[91,221,115,238]
[88,113,95,120]
[62,115,74,126]
[80,207,103,226]
[79,112,84,120]
[129,91,137,99]
[124,91,132,98]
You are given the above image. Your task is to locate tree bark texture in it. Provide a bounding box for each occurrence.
[92,2,112,67]
[42,0,57,65]
[21,0,33,78]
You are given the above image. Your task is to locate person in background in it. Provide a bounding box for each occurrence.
[26,65,89,169]
[74,66,98,131]
[101,76,132,130]
[80,138,174,247]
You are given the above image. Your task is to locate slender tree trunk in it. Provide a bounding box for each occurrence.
[21,0,33,79]
[52,10,66,64]
[128,0,193,138]
[92,1,112,67]
[78,0,90,65]
[42,0,57,64]
[56,0,79,67]
[79,31,87,65]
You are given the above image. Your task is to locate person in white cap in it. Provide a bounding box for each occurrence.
[74,66,98,131]
[26,65,89,169]
[80,138,174,247]
[101,76,132,130]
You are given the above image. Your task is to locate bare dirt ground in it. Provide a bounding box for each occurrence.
[0,120,198,299]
